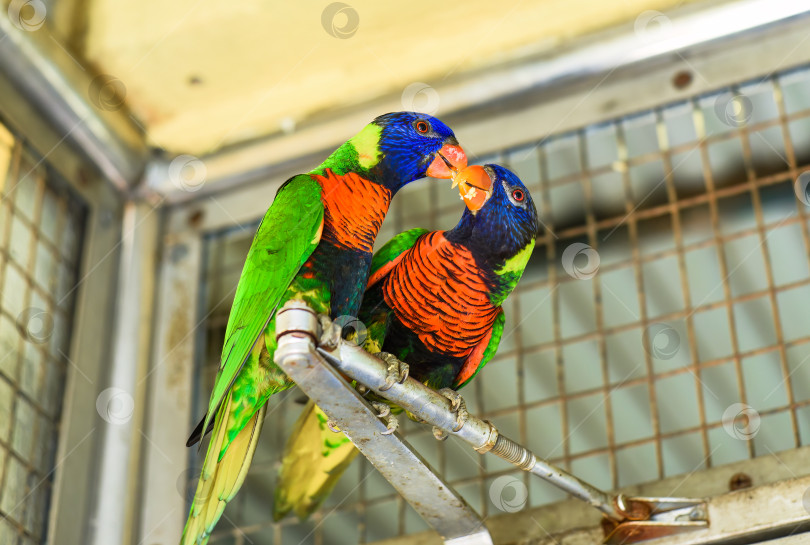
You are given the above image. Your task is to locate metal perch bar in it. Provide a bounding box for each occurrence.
[274,301,493,545]
[274,300,708,543]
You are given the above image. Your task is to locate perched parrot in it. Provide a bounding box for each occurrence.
[180,112,467,545]
[274,164,539,520]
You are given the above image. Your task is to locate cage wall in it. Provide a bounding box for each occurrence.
[184,64,810,545]
[0,122,88,544]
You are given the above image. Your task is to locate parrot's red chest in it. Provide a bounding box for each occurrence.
[381,232,500,358]
[312,169,392,254]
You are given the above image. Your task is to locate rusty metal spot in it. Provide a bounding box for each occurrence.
[672,70,693,90]
[188,209,204,228]
[729,472,752,491]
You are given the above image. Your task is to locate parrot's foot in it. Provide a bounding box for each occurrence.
[355,383,369,396]
[432,389,468,440]
[371,401,399,435]
[326,419,341,433]
[376,352,409,391]
[318,314,341,348]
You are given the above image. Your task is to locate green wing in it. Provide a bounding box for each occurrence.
[203,175,324,435]
[455,310,504,390]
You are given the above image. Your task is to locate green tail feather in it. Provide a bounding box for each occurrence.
[274,402,359,521]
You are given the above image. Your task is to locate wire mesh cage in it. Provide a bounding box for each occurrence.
[188,64,810,545]
[0,123,88,544]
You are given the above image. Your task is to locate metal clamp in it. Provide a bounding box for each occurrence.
[602,497,709,544]
[275,299,320,342]
[474,422,498,454]
[274,301,709,543]
[275,301,493,545]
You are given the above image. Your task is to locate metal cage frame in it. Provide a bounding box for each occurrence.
[3,3,810,545]
[151,19,810,545]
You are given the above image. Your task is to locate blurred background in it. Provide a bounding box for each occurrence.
[2,1,810,544]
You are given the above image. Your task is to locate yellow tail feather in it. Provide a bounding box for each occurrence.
[180,395,267,545]
[274,401,359,520]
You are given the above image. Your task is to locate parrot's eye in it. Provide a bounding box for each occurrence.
[414,120,430,134]
[512,189,525,202]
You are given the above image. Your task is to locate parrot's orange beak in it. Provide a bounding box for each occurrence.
[426,142,467,179]
[453,165,494,213]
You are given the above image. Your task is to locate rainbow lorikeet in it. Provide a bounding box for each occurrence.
[180,112,467,545]
[274,164,539,521]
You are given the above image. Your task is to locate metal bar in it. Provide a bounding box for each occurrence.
[0,16,148,190]
[275,301,623,520]
[305,155,809,258]
[273,303,493,545]
[163,1,810,202]
[139,231,202,545]
[320,330,624,520]
[532,475,810,545]
[274,301,708,544]
[92,201,159,545]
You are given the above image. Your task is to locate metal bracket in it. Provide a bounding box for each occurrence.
[274,300,709,544]
[602,497,708,544]
[274,301,492,545]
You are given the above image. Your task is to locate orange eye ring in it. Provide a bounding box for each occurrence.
[415,120,429,134]
[512,189,525,202]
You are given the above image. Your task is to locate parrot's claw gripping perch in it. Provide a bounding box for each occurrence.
[326,419,341,433]
[433,389,468,440]
[318,315,342,349]
[376,352,409,391]
[371,401,399,435]
[355,383,369,396]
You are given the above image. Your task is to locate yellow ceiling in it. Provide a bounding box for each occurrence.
[80,0,706,156]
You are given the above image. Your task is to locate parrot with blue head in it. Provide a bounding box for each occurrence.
[274,164,539,521]
[181,112,467,544]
